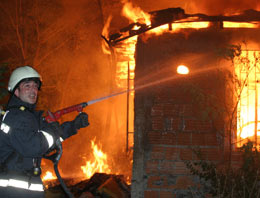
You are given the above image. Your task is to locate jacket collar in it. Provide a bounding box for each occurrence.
[7,94,36,111]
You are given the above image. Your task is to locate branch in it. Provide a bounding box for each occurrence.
[34,37,71,66]
[15,0,26,61]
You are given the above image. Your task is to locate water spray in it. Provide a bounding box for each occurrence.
[45,63,226,123]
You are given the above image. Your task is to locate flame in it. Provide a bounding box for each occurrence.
[224,22,259,28]
[115,36,136,89]
[102,15,113,55]
[42,171,56,181]
[81,139,111,179]
[121,0,151,25]
[114,2,260,152]
[235,51,260,147]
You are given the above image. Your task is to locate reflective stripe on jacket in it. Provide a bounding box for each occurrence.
[0,178,44,191]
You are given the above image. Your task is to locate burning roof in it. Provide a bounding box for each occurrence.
[103,8,260,46]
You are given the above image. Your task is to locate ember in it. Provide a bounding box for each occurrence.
[45,173,130,198]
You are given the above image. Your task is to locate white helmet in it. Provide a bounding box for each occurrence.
[8,66,42,92]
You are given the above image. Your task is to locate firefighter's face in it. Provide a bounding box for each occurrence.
[14,81,39,104]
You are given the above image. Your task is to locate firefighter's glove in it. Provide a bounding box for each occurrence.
[73,112,89,130]
[47,122,63,137]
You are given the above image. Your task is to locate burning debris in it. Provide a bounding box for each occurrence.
[45,173,130,198]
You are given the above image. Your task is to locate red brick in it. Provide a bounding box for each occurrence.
[184,119,212,132]
[206,148,221,161]
[197,147,221,161]
[182,104,194,117]
[180,148,193,160]
[147,176,168,188]
[151,104,163,116]
[174,161,190,175]
[196,148,208,160]
[165,147,179,160]
[152,116,164,130]
[192,133,206,146]
[175,176,195,189]
[151,146,165,160]
[164,117,180,131]
[231,151,243,162]
[148,132,162,144]
[163,104,179,116]
[161,132,177,145]
[159,191,175,198]
[204,133,218,146]
[148,132,177,145]
[160,161,175,174]
[144,190,159,198]
[177,133,192,145]
[146,160,159,174]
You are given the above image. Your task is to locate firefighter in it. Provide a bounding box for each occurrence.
[0,66,89,198]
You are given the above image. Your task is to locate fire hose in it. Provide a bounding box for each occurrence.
[44,103,90,198]
[42,93,128,197]
[44,139,74,198]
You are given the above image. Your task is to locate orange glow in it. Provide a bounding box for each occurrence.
[102,15,113,55]
[115,36,136,88]
[42,171,56,181]
[80,139,111,179]
[148,22,209,35]
[177,65,189,75]
[224,22,259,28]
[121,0,151,25]
[236,51,260,147]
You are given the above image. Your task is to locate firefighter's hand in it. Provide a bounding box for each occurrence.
[73,112,89,130]
[48,122,63,137]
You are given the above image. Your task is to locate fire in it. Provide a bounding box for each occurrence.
[41,171,56,181]
[235,51,260,147]
[102,15,113,55]
[81,139,111,179]
[148,21,209,35]
[121,0,151,25]
[224,22,259,28]
[111,1,260,154]
[115,36,136,88]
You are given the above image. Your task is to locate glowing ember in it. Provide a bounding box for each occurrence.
[177,65,189,75]
[41,171,56,181]
[81,140,111,179]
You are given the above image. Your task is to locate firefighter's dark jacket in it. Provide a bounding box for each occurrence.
[0,94,78,173]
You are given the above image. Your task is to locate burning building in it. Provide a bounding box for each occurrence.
[101,3,260,198]
[1,0,260,197]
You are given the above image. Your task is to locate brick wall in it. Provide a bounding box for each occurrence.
[130,24,260,198]
[131,85,224,197]
[131,29,231,198]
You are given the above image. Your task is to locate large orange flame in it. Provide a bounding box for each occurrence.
[80,139,111,179]
[121,0,151,25]
[235,51,260,147]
